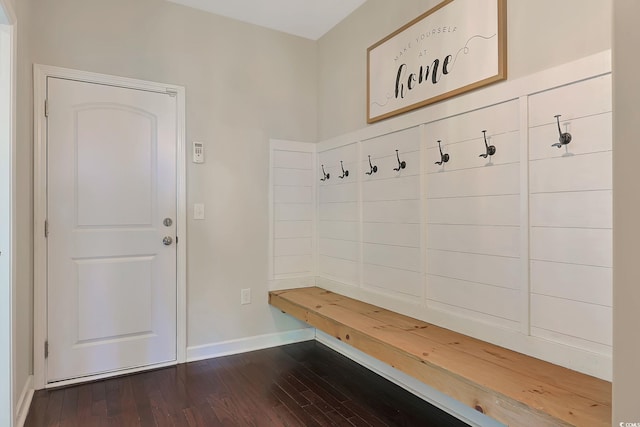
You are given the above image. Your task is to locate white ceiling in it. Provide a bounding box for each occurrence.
[166,0,367,40]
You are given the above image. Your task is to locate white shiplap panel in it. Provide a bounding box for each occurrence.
[530,260,612,306]
[530,151,612,194]
[362,126,420,158]
[272,167,313,187]
[274,203,313,222]
[317,142,358,165]
[362,263,423,298]
[424,100,519,145]
[274,255,313,275]
[530,294,612,346]
[530,227,612,267]
[274,220,312,239]
[530,327,611,356]
[317,161,358,184]
[319,182,358,203]
[274,238,313,256]
[363,222,421,248]
[318,255,359,284]
[528,74,612,127]
[427,195,519,226]
[272,150,313,170]
[425,131,520,174]
[530,190,612,229]
[428,300,520,331]
[427,224,519,258]
[363,243,421,272]
[426,163,519,199]
[361,149,420,181]
[318,220,359,242]
[318,238,359,261]
[427,275,520,321]
[362,200,421,224]
[529,112,612,160]
[273,185,313,204]
[318,202,358,222]
[362,174,420,202]
[427,250,520,290]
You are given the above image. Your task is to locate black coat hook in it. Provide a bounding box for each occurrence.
[479,130,496,158]
[339,161,349,179]
[365,155,378,175]
[320,165,330,181]
[393,150,406,171]
[435,140,450,165]
[552,114,572,148]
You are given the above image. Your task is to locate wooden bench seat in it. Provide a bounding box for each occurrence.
[269,287,611,427]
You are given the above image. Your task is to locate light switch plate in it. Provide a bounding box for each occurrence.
[193,203,205,220]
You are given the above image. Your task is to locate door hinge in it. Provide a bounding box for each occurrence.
[44,341,49,359]
[44,220,49,238]
[176,236,178,244]
[44,99,49,117]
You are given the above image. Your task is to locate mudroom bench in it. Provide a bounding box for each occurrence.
[269,287,611,427]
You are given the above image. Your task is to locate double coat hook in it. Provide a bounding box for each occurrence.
[552,114,572,148]
[393,150,407,171]
[339,161,349,179]
[435,140,450,165]
[365,155,378,175]
[479,130,496,158]
[320,165,330,181]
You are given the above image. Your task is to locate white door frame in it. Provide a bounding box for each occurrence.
[33,64,187,389]
[0,0,16,423]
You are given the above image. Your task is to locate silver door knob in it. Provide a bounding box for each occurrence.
[162,236,173,246]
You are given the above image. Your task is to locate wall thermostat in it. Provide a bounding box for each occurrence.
[193,141,204,163]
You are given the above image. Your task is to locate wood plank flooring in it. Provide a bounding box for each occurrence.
[25,341,470,426]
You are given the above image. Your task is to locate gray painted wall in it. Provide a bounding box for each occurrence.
[317,0,612,140]
[613,0,640,423]
[13,0,318,400]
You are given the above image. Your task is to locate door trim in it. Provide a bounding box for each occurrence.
[1,0,17,424]
[33,64,187,389]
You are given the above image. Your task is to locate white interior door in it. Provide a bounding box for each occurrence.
[46,77,177,383]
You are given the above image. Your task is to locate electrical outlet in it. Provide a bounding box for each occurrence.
[241,288,251,305]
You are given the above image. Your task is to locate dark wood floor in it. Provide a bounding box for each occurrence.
[25,340,469,426]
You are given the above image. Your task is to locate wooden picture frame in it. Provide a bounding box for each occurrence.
[367,0,507,123]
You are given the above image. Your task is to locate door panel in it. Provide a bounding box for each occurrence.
[47,77,177,383]
[75,106,156,226]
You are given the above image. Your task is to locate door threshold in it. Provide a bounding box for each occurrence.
[45,360,177,389]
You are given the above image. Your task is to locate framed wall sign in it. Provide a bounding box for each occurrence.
[367,0,507,123]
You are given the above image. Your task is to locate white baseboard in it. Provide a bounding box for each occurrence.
[315,330,505,427]
[186,328,315,363]
[14,375,34,427]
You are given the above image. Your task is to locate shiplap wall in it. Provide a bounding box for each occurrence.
[318,143,360,285]
[425,101,521,330]
[269,53,613,379]
[270,143,315,280]
[528,75,612,354]
[361,127,422,300]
